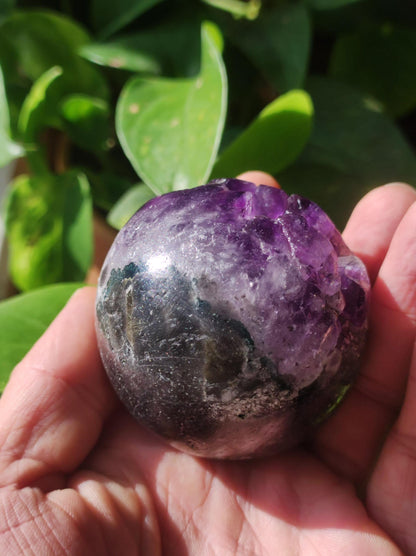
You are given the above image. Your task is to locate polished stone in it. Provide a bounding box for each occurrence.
[96,179,370,459]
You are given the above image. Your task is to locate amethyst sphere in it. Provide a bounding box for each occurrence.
[96,178,370,459]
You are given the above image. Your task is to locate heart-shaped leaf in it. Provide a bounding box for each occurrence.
[211,89,313,179]
[5,171,93,291]
[116,22,227,195]
[0,282,85,391]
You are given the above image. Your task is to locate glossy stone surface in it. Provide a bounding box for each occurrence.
[96,179,370,459]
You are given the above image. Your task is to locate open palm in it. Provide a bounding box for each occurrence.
[0,181,414,555]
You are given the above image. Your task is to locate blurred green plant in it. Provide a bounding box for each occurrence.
[0,0,415,381]
[0,282,85,389]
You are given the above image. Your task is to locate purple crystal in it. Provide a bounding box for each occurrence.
[96,178,370,459]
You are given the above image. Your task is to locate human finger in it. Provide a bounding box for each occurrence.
[366,338,416,555]
[314,195,416,484]
[237,170,280,189]
[342,183,416,283]
[0,287,118,489]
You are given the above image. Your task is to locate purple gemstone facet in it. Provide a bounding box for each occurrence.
[96,179,370,459]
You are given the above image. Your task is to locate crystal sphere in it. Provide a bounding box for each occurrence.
[96,179,370,459]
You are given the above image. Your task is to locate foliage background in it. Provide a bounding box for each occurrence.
[0,0,415,382]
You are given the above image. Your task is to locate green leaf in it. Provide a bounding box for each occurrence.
[5,171,93,291]
[60,94,111,152]
[18,66,63,142]
[0,10,108,99]
[277,77,416,228]
[211,90,313,179]
[202,0,261,20]
[91,0,165,39]
[107,183,155,230]
[224,3,311,92]
[80,42,161,75]
[81,15,202,77]
[116,22,227,195]
[330,24,416,117]
[0,65,24,167]
[0,282,85,391]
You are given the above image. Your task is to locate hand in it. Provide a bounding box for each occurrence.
[0,178,414,555]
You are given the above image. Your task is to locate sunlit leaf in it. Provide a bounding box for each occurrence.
[211,90,313,178]
[116,22,227,195]
[202,0,261,20]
